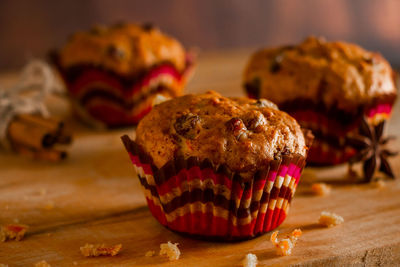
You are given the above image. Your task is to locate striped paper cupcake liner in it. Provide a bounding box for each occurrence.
[121,135,308,241]
[52,53,195,128]
[284,101,394,166]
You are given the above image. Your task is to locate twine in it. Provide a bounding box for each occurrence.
[0,60,64,149]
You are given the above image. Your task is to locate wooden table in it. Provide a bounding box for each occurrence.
[1,50,400,266]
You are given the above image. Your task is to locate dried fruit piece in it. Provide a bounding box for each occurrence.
[318,211,344,227]
[253,99,277,109]
[107,45,125,61]
[174,113,201,139]
[80,243,122,257]
[311,183,331,196]
[270,229,302,256]
[244,112,266,133]
[226,117,247,140]
[159,241,180,261]
[242,253,258,267]
[0,224,28,242]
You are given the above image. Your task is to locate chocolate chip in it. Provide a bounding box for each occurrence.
[244,77,261,98]
[226,118,247,140]
[141,22,154,32]
[107,45,125,60]
[174,113,201,139]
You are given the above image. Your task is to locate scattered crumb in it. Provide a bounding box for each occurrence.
[242,253,258,267]
[311,183,331,196]
[372,180,386,189]
[5,205,9,210]
[0,224,28,242]
[270,229,302,256]
[34,260,51,267]
[159,241,180,261]
[145,250,155,257]
[318,211,344,227]
[0,264,8,267]
[47,233,52,237]
[72,261,78,266]
[43,201,55,210]
[13,218,20,223]
[80,243,122,257]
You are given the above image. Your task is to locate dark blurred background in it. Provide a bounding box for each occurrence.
[1,0,400,70]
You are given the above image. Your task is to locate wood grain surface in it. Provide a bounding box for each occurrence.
[0,50,399,266]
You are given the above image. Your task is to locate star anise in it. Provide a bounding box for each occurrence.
[348,117,398,182]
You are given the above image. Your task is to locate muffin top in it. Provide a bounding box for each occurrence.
[244,36,397,111]
[136,91,307,178]
[59,23,186,76]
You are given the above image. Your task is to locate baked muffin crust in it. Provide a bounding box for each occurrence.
[244,36,397,111]
[136,91,306,177]
[59,23,186,76]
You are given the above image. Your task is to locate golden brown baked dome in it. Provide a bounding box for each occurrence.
[59,23,186,76]
[136,91,306,177]
[243,36,397,111]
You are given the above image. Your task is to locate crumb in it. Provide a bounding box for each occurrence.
[145,250,155,257]
[47,233,52,237]
[72,261,78,266]
[43,201,55,210]
[34,260,51,267]
[80,243,122,257]
[270,229,302,256]
[159,241,180,261]
[13,218,20,223]
[372,180,386,189]
[318,211,344,227]
[0,224,28,242]
[5,205,9,210]
[311,183,331,196]
[0,264,8,267]
[242,253,258,267]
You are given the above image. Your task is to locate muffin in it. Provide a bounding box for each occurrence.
[121,91,312,240]
[52,22,194,127]
[243,37,397,177]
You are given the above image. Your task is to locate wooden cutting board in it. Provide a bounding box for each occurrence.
[0,50,400,266]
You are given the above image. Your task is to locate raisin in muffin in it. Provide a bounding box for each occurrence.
[243,36,397,178]
[122,91,312,240]
[52,22,194,127]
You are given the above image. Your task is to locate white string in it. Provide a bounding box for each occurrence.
[0,59,65,150]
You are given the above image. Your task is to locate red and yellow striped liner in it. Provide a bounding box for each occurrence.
[54,53,195,127]
[121,135,308,241]
[290,102,394,165]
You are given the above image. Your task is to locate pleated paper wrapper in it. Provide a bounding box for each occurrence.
[122,135,309,241]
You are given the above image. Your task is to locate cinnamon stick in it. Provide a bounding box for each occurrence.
[7,114,72,161]
[17,114,63,133]
[8,120,56,149]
